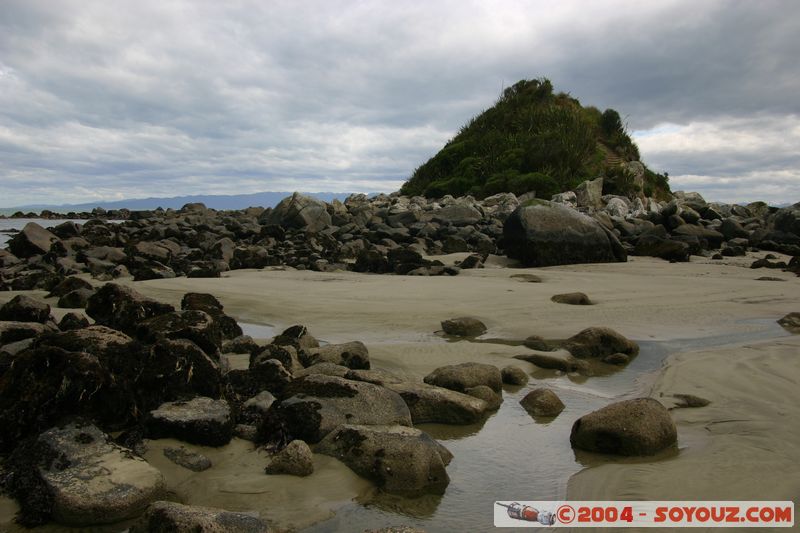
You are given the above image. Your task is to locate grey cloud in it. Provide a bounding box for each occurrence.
[0,0,799,206]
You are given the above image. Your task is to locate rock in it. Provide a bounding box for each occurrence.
[440,316,487,337]
[671,225,725,249]
[265,439,314,476]
[561,327,639,359]
[503,201,626,267]
[520,388,564,417]
[229,358,293,398]
[48,276,94,298]
[570,398,677,456]
[180,293,243,341]
[163,446,212,472]
[465,385,502,410]
[131,501,270,533]
[272,324,320,351]
[634,234,690,262]
[9,422,164,526]
[58,288,95,309]
[7,222,62,258]
[293,362,351,379]
[385,381,490,424]
[136,310,222,357]
[522,335,552,351]
[550,292,592,305]
[605,197,629,218]
[778,312,800,331]
[720,218,750,240]
[575,177,604,209]
[510,273,542,283]
[315,424,452,495]
[147,397,233,447]
[223,335,260,355]
[0,295,51,323]
[423,362,502,393]
[458,253,485,269]
[86,283,174,335]
[672,394,711,408]
[773,204,800,236]
[513,353,589,373]
[345,368,404,386]
[432,203,483,226]
[304,341,370,369]
[251,343,303,375]
[0,345,121,452]
[602,353,630,365]
[271,375,412,443]
[501,365,529,386]
[0,321,52,344]
[239,391,277,425]
[265,192,332,233]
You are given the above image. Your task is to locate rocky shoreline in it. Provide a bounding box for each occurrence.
[1,185,799,531]
[1,185,799,293]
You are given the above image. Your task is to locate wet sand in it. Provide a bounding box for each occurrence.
[1,253,798,531]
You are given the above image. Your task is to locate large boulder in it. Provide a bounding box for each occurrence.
[271,375,412,443]
[265,192,332,233]
[423,362,502,393]
[0,295,51,323]
[570,398,677,456]
[131,501,270,533]
[7,222,62,258]
[574,177,604,209]
[136,310,222,357]
[503,201,626,267]
[634,234,690,262]
[772,204,800,236]
[315,424,452,495]
[147,397,234,446]
[9,422,164,526]
[671,225,725,249]
[86,283,174,335]
[384,381,490,424]
[0,321,53,344]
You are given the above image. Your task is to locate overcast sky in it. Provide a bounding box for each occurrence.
[1,0,799,207]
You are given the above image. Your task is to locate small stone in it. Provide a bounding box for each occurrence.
[550,292,592,305]
[602,353,630,365]
[265,439,314,477]
[672,394,711,408]
[163,446,212,472]
[501,366,529,386]
[440,317,487,337]
[520,388,565,417]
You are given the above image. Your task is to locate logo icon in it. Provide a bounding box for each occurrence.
[496,502,556,525]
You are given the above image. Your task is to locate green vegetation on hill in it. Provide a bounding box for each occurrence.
[401,78,670,199]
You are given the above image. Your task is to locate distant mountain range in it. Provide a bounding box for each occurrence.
[0,191,371,215]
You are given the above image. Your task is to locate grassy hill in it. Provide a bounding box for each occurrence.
[401,78,670,199]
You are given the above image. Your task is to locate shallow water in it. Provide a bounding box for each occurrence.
[0,321,789,532]
[303,322,791,532]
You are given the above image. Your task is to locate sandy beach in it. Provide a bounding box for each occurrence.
[1,252,798,531]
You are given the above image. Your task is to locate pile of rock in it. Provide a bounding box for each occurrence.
[4,191,795,292]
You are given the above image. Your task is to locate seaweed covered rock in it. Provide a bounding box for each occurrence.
[0,295,51,323]
[147,397,234,447]
[315,424,452,495]
[265,439,314,477]
[86,283,174,334]
[8,422,164,527]
[136,310,222,357]
[270,375,412,443]
[7,222,62,258]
